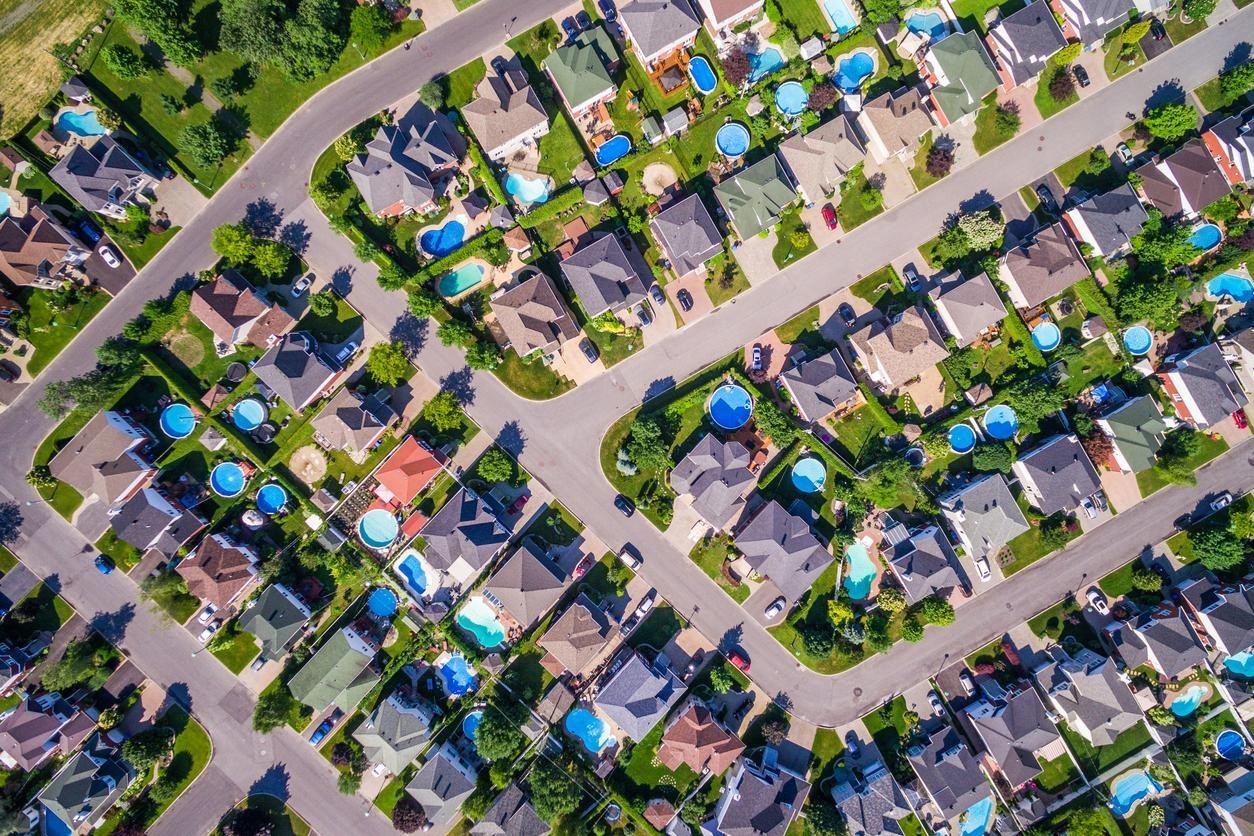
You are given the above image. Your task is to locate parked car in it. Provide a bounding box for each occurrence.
[1035,183,1058,212]
[634,596,655,620]
[1115,142,1134,165]
[575,10,592,29]
[928,691,945,717]
[75,219,103,245]
[250,655,267,671]
[1086,587,1110,615]
[1081,496,1097,519]
[1149,17,1166,40]
[1072,64,1090,88]
[728,650,750,673]
[334,341,358,366]
[617,545,643,570]
[838,302,856,328]
[1234,410,1249,430]
[580,338,599,363]
[561,16,579,39]
[291,272,314,297]
[677,289,693,312]
[0,364,15,383]
[198,622,219,643]
[309,709,344,746]
[763,596,786,621]
[650,284,666,306]
[959,669,977,696]
[974,555,991,581]
[93,555,113,575]
[844,731,861,758]
[197,604,218,625]
[1211,492,1234,513]
[751,345,763,372]
[97,245,120,269]
[1093,491,1108,513]
[904,264,922,292]
[614,494,636,517]
[598,0,617,20]
[637,305,653,326]
[821,203,838,230]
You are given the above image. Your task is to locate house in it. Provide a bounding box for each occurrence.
[999,222,1091,309]
[238,583,311,660]
[618,0,702,65]
[462,65,550,161]
[287,625,380,712]
[735,501,833,610]
[692,0,765,43]
[1011,434,1102,516]
[352,691,439,776]
[776,114,867,204]
[965,682,1065,790]
[417,487,511,588]
[559,233,648,317]
[889,525,965,604]
[374,436,443,507]
[713,154,798,239]
[1096,395,1169,473]
[595,651,684,742]
[1034,645,1142,747]
[311,388,394,456]
[922,32,1001,127]
[847,305,949,390]
[1108,605,1206,679]
[347,107,463,217]
[35,733,132,834]
[985,0,1068,89]
[1136,138,1231,218]
[779,349,860,425]
[656,698,745,775]
[928,271,1008,348]
[543,26,619,115]
[1178,575,1254,658]
[252,332,344,412]
[0,694,94,772]
[1203,106,1254,186]
[939,474,1030,561]
[176,533,259,610]
[669,433,756,531]
[537,592,617,674]
[489,272,580,357]
[0,290,20,320]
[405,742,478,830]
[856,85,934,164]
[649,194,724,280]
[1052,0,1135,49]
[1214,767,1254,836]
[906,727,990,823]
[49,136,154,219]
[109,488,207,559]
[471,782,550,836]
[48,410,155,512]
[707,752,811,836]
[190,272,294,355]
[0,637,48,697]
[1156,342,1247,428]
[0,205,88,288]
[1061,184,1149,258]
[830,761,914,836]
[483,542,566,630]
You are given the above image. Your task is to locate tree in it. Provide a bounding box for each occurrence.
[901,616,923,642]
[418,80,444,109]
[114,0,201,66]
[420,391,463,432]
[917,596,955,626]
[1220,63,1254,102]
[473,708,525,761]
[803,801,845,836]
[1193,525,1245,571]
[876,587,906,614]
[926,145,954,178]
[807,82,838,111]
[827,599,854,623]
[41,638,101,691]
[354,239,381,263]
[180,120,234,167]
[1146,804,1165,830]
[333,134,360,161]
[211,223,256,263]
[1182,0,1216,19]
[1080,432,1115,469]
[1039,515,1071,552]
[38,368,130,418]
[957,210,1003,252]
[1229,509,1254,542]
[308,290,336,317]
[1130,563,1163,593]
[721,45,750,87]
[973,442,1015,474]
[761,720,788,745]
[437,319,475,348]
[626,418,672,472]
[802,625,835,657]
[348,3,392,52]
[709,665,735,694]
[222,807,275,836]
[995,100,1021,137]
[1048,67,1075,102]
[1083,148,1111,177]
[1123,20,1151,44]
[1067,806,1116,836]
[122,728,173,774]
[1146,706,1174,725]
[376,264,409,291]
[252,687,299,732]
[391,795,427,833]
[465,340,503,371]
[753,397,797,446]
[476,448,514,485]
[1005,378,1065,433]
[336,770,361,794]
[529,762,582,822]
[1156,427,1201,485]
[1115,278,1179,331]
[365,341,410,385]
[103,44,148,79]
[859,0,901,23]
[407,286,441,318]
[1132,209,1196,271]
[1143,102,1198,142]
[25,466,55,489]
[251,240,291,279]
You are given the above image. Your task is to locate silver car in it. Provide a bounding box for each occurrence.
[764,596,786,621]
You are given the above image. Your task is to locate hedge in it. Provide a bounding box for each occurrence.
[463,132,509,207]
[857,383,905,433]
[1074,276,1121,330]
[417,227,507,280]
[516,186,584,229]
[1000,309,1046,368]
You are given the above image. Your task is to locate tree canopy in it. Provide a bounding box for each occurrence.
[420,391,463,432]
[529,761,583,822]
[1143,102,1197,142]
[365,341,411,385]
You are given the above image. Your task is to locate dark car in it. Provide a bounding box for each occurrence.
[650,284,665,306]
[677,289,693,312]
[74,219,103,245]
[838,302,856,328]
[561,16,579,39]
[613,494,636,517]
[0,363,15,383]
[599,0,617,20]
[1073,64,1090,88]
[1035,182,1058,212]
[579,338,599,363]
[94,555,113,575]
[575,10,592,29]
[1149,18,1166,40]
[309,709,345,746]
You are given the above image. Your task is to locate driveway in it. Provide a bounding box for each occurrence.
[663,498,708,552]
[666,272,713,323]
[153,175,209,228]
[818,288,879,341]
[1140,27,1173,61]
[1100,468,1142,515]
[85,234,137,296]
[552,336,605,385]
[0,562,37,610]
[731,235,779,285]
[997,86,1044,135]
[801,202,840,247]
[867,157,916,209]
[1074,48,1111,100]
[1000,189,1042,247]
[744,330,792,379]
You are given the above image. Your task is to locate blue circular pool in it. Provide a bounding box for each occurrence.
[367,587,398,618]
[708,383,753,431]
[210,462,247,497]
[983,404,1019,440]
[256,483,288,515]
[791,457,826,493]
[232,398,267,431]
[1123,325,1153,356]
[774,81,807,115]
[159,403,196,439]
[1031,321,1062,352]
[1216,729,1246,760]
[420,219,467,258]
[1189,222,1222,251]
[948,423,977,454]
[715,122,750,157]
[462,709,483,741]
[358,508,399,550]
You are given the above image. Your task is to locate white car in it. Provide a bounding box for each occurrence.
[974,555,991,581]
[1211,492,1234,513]
[334,341,359,366]
[197,622,219,643]
[928,690,945,717]
[1086,587,1110,615]
[617,546,642,571]
[98,245,120,269]
[959,670,977,696]
[764,596,786,621]
[751,345,762,371]
[1081,496,1097,519]
[197,604,218,625]
[291,272,314,297]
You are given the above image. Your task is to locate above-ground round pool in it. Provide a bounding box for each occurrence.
[159,403,196,439]
[594,134,632,167]
[715,122,750,157]
[983,404,1019,440]
[842,542,877,600]
[791,457,826,493]
[232,398,268,431]
[420,219,467,258]
[56,109,106,137]
[906,8,948,38]
[210,462,247,498]
[1122,325,1153,356]
[1208,272,1254,304]
[688,56,718,94]
[834,50,876,93]
[747,45,786,83]
[505,172,550,205]
[708,383,753,431]
[256,483,288,515]
[358,508,400,550]
[1108,770,1162,817]
[948,423,977,454]
[367,587,398,618]
[1224,650,1254,678]
[1031,321,1061,352]
[462,709,483,742]
[565,708,614,753]
[438,653,478,696]
[774,81,807,116]
[1189,222,1222,251]
[437,264,486,298]
[456,597,507,649]
[1168,683,1208,717]
[1216,729,1246,760]
[958,796,994,836]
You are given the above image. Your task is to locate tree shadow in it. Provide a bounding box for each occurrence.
[244,198,284,239]
[41,572,61,595]
[249,763,292,802]
[88,602,134,645]
[718,624,744,654]
[495,421,526,457]
[958,190,997,214]
[643,376,676,402]
[388,312,429,358]
[0,501,23,546]
[1222,43,1251,73]
[165,681,193,715]
[278,221,310,256]
[439,368,476,406]
[1144,80,1186,113]
[330,266,354,296]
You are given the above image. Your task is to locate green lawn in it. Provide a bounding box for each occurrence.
[860,695,914,781]
[808,727,844,782]
[910,133,945,191]
[614,721,699,803]
[848,264,911,311]
[1053,148,1126,193]
[766,564,870,675]
[836,167,884,230]
[705,252,750,307]
[771,209,816,269]
[1035,65,1078,120]
[221,795,311,836]
[96,530,144,572]
[628,604,684,650]
[10,583,75,637]
[1164,13,1208,44]
[1136,434,1228,496]
[535,110,587,185]
[158,311,264,391]
[493,349,573,400]
[1059,720,1153,778]
[1037,752,1081,793]
[689,536,750,603]
[950,0,1026,31]
[374,765,417,816]
[0,547,17,574]
[768,0,831,40]
[208,621,261,674]
[1098,560,1139,598]
[444,58,486,108]
[972,94,1016,154]
[583,322,641,367]
[1004,516,1080,575]
[19,286,110,376]
[1166,529,1194,562]
[824,406,885,468]
[1103,26,1146,80]
[775,306,820,345]
[296,295,362,344]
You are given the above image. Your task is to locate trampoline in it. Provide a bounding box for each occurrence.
[791,457,826,493]
[948,423,977,454]
[1216,729,1246,760]
[1123,326,1153,356]
[708,383,753,431]
[232,398,267,431]
[358,508,399,550]
[1031,321,1061,352]
[256,483,287,515]
[367,587,398,618]
[225,362,247,383]
[210,462,246,498]
[983,405,1018,440]
[159,403,196,439]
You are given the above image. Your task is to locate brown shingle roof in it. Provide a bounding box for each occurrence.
[189,272,270,345]
[537,593,616,673]
[1000,223,1090,308]
[47,411,154,508]
[0,205,79,287]
[656,700,745,775]
[490,273,579,356]
[848,305,950,387]
[176,534,257,608]
[310,388,392,453]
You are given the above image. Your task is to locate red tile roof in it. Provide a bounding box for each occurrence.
[374,436,442,506]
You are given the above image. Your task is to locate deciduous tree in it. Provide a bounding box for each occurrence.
[365,341,410,385]
[1143,102,1198,143]
[529,761,583,822]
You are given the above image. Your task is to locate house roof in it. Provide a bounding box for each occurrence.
[311,387,393,453]
[48,410,152,508]
[559,233,648,316]
[238,583,311,659]
[733,500,833,603]
[49,136,147,213]
[928,271,1008,347]
[713,154,797,238]
[1161,342,1247,426]
[966,685,1060,788]
[1138,138,1230,217]
[669,433,756,530]
[907,727,989,820]
[780,348,859,423]
[538,593,616,673]
[619,0,701,60]
[777,113,866,197]
[938,474,1029,560]
[176,534,256,609]
[418,487,510,576]
[656,700,745,775]
[543,26,617,107]
[1064,184,1148,256]
[831,763,913,836]
[858,86,933,158]
[484,542,566,629]
[1109,608,1205,678]
[1100,395,1167,473]
[1179,576,1254,657]
[352,692,437,776]
[1206,107,1254,184]
[649,194,724,279]
[848,305,949,387]
[406,744,477,828]
[110,488,205,558]
[189,272,270,345]
[1056,0,1134,43]
[470,783,550,836]
[927,32,1000,123]
[375,436,443,506]
[252,333,339,410]
[716,760,811,836]
[0,205,79,287]
[287,627,379,712]
[890,526,963,604]
[1035,645,1142,747]
[490,272,580,356]
[1014,434,1102,516]
[60,77,91,100]
[1001,222,1091,308]
[0,696,92,772]
[38,734,130,832]
[987,0,1067,86]
[462,71,549,156]
[698,0,764,25]
[348,125,435,214]
[595,651,684,742]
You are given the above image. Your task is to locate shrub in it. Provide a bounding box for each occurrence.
[1048,67,1075,102]
[721,45,750,86]
[926,145,955,178]
[807,82,838,111]
[995,101,1021,137]
[392,795,428,833]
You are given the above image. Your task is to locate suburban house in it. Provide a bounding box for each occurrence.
[543,26,620,116]
[109,487,207,559]
[252,332,344,412]
[649,194,724,280]
[1156,342,1248,428]
[776,114,867,204]
[49,136,154,219]
[489,272,580,358]
[405,742,479,830]
[417,487,511,588]
[733,500,834,613]
[0,694,94,772]
[462,64,550,161]
[311,388,394,458]
[1203,106,1254,186]
[706,752,811,836]
[1051,0,1134,49]
[999,222,1091,309]
[1034,645,1142,747]
[1177,575,1254,659]
[352,691,439,776]
[374,435,444,507]
[1107,604,1206,679]
[35,734,132,834]
[559,233,649,317]
[0,637,49,698]
[713,154,798,239]
[1212,770,1254,836]
[847,305,949,391]
[537,592,617,675]
[595,650,685,742]
[928,271,1008,348]
[906,727,991,824]
[938,474,1030,562]
[189,271,294,356]
[287,625,380,712]
[1225,327,1254,401]
[965,682,1066,791]
[618,0,702,66]
[1011,434,1102,516]
[692,0,765,44]
[1136,138,1231,218]
[483,541,566,631]
[471,783,549,836]
[237,583,311,660]
[176,533,259,611]
[347,106,463,217]
[921,32,1001,127]
[1096,395,1169,473]
[48,410,156,512]
[1061,184,1150,259]
[856,85,935,164]
[779,349,860,425]
[656,698,745,775]
[831,761,915,836]
[888,525,965,604]
[670,433,756,531]
[0,205,88,288]
[985,0,1068,89]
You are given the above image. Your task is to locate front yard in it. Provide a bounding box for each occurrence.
[18,285,110,376]
[1135,433,1228,497]
[688,535,750,603]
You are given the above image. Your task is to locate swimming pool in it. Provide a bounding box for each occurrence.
[983,404,1018,440]
[1189,222,1222,251]
[959,796,994,836]
[0,193,10,217]
[438,653,478,696]
[906,9,948,39]
[1031,321,1061,352]
[842,542,877,600]
[462,709,483,742]
[1122,325,1153,355]
[232,398,267,431]
[948,423,977,454]
[1216,729,1246,760]
[834,50,875,93]
[748,45,786,83]
[1224,650,1254,678]
[256,483,288,514]
[1169,683,1208,717]
[565,708,614,753]
[792,457,826,493]
[1207,273,1254,304]
[358,508,400,550]
[708,383,753,431]
[437,263,486,298]
[715,122,750,157]
[774,81,807,116]
[505,172,550,205]
[1108,770,1162,817]
[822,0,858,34]
[210,462,246,498]
[394,550,431,597]
[689,56,718,94]
[456,597,507,649]
[159,403,196,439]
[420,219,467,258]
[594,134,632,167]
[56,109,106,137]
[367,587,398,618]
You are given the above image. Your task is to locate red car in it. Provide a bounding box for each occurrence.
[728,650,750,673]
[1234,410,1249,430]
[821,204,838,230]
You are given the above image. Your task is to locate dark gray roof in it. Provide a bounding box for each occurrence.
[352,692,438,775]
[109,488,205,558]
[733,501,833,604]
[559,234,648,316]
[406,743,477,828]
[890,526,963,604]
[396,102,464,169]
[1109,607,1206,678]
[939,474,1029,560]
[347,126,436,214]
[484,542,566,629]
[595,651,684,742]
[1012,434,1102,516]
[60,77,91,100]
[779,349,859,423]
[1161,342,1247,427]
[239,584,310,659]
[37,733,130,832]
[618,0,701,60]
[966,685,1060,788]
[252,333,340,410]
[669,434,755,530]
[490,273,580,356]
[1138,138,1230,217]
[1064,184,1148,256]
[1179,576,1254,657]
[1056,0,1134,43]
[418,487,511,577]
[1035,645,1142,747]
[715,760,811,836]
[928,271,1008,348]
[987,0,1067,86]
[831,763,912,836]
[50,137,148,214]
[907,727,989,820]
[470,783,551,836]
[649,194,723,279]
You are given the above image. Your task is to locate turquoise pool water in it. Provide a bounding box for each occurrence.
[822,0,858,33]
[232,398,267,431]
[708,383,753,430]
[842,542,877,600]
[438,263,486,297]
[792,457,826,493]
[715,122,750,157]
[159,403,195,439]
[1189,223,1222,251]
[439,653,477,696]
[395,551,430,596]
[505,172,550,204]
[565,708,613,752]
[906,9,947,38]
[983,404,1018,440]
[774,81,807,115]
[1031,321,1061,351]
[595,134,632,166]
[210,462,246,497]
[1208,273,1254,303]
[948,423,976,453]
[456,597,507,649]
[1122,325,1154,355]
[689,56,717,93]
[1108,770,1161,817]
[0,192,10,217]
[834,50,875,92]
[358,508,399,550]
[1224,650,1254,678]
[57,109,105,137]
[1169,684,1208,717]
[959,796,994,836]
[420,219,466,257]
[748,46,786,83]
[256,483,288,514]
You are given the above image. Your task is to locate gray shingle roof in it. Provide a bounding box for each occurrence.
[938,474,1029,560]
[779,349,859,423]
[311,388,393,454]
[352,692,438,776]
[649,194,724,279]
[1057,0,1134,44]
[595,651,684,742]
[418,487,511,579]
[538,593,616,673]
[776,114,867,199]
[715,760,811,836]
[238,583,311,659]
[252,333,340,410]
[559,234,648,316]
[928,271,1008,348]
[484,542,566,629]
[733,501,833,604]
[1064,184,1148,257]
[831,762,912,836]
[907,727,989,820]
[1109,607,1206,678]
[48,410,152,509]
[1035,645,1142,747]
[470,783,551,836]
[1179,576,1254,658]
[669,434,755,530]
[37,733,131,833]
[490,273,580,356]
[462,71,549,159]
[889,526,963,604]
[1161,342,1247,427]
[348,126,436,215]
[406,743,477,828]
[619,0,701,60]
[966,685,1060,788]
[50,136,149,214]
[1012,434,1102,516]
[987,0,1068,86]
[109,488,205,558]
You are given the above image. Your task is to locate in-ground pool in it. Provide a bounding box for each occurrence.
[792,457,826,493]
[463,709,483,742]
[689,56,717,94]
[1189,222,1222,251]
[358,508,400,550]
[1031,321,1061,352]
[708,383,753,431]
[822,0,859,33]
[1207,272,1254,304]
[1169,683,1208,717]
[983,404,1018,440]
[1224,650,1254,678]
[959,796,994,836]
[842,542,878,600]
[565,708,614,753]
[210,462,246,498]
[1122,325,1154,356]
[594,134,632,167]
[774,81,807,116]
[438,263,486,298]
[367,587,398,618]
[906,9,948,39]
[420,219,467,258]
[232,398,268,431]
[56,109,106,137]
[394,550,431,597]
[715,122,750,157]
[948,423,977,454]
[159,403,196,439]
[834,50,875,93]
[1108,770,1162,817]
[456,597,507,649]
[256,483,288,515]
[505,172,550,204]
[438,653,478,696]
[748,45,786,83]
[0,193,11,217]
[1216,729,1246,760]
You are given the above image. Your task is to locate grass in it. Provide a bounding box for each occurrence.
[374,765,417,816]
[808,727,844,782]
[221,795,311,836]
[861,695,914,782]
[771,209,817,268]
[1004,516,1081,575]
[689,536,750,603]
[627,604,683,651]
[582,321,641,367]
[0,547,16,574]
[768,0,831,41]
[1053,148,1126,193]
[493,349,573,400]
[19,286,111,376]
[614,721,699,803]
[296,295,362,344]
[1098,560,1140,599]
[775,306,820,346]
[208,620,261,674]
[1035,66,1079,119]
[910,133,945,191]
[444,58,486,108]
[766,565,869,675]
[972,94,1017,154]
[535,109,587,185]
[836,167,884,230]
[1164,13,1207,44]
[1166,529,1194,562]
[1059,720,1153,778]
[1136,434,1228,496]
[1037,752,1081,793]
[8,583,75,638]
[158,312,264,391]
[949,0,1026,32]
[848,264,909,310]
[1194,78,1229,114]
[823,406,884,468]
[705,251,750,307]
[1103,27,1146,80]
[97,530,144,572]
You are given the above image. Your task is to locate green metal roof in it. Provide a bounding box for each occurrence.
[929,32,1000,123]
[543,26,617,108]
[1102,395,1167,473]
[288,628,379,712]
[713,154,798,238]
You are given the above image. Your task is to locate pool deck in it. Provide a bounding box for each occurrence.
[1161,680,1213,712]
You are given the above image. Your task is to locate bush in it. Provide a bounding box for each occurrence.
[392,795,428,832]
[807,82,838,111]
[476,448,515,485]
[994,101,1021,137]
[1048,67,1075,102]
[529,761,583,822]
[876,587,905,613]
[308,290,336,317]
[180,119,235,168]
[926,145,955,178]
[1193,524,1245,571]
[901,617,923,642]
[916,596,955,626]
[801,625,835,657]
[973,442,1015,473]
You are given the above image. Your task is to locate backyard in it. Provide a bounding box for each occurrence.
[1060,720,1153,777]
